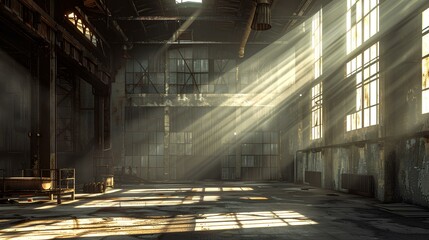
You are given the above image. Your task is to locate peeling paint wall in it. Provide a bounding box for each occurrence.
[396,138,429,206]
[331,148,350,191]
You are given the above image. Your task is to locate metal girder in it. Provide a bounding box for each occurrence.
[177,49,200,94]
[127,93,279,107]
[282,0,313,33]
[128,0,147,33]
[110,40,289,45]
[110,15,306,21]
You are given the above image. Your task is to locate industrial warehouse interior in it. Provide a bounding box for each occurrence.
[1,0,429,239]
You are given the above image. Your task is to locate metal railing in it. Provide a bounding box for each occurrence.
[0,168,75,203]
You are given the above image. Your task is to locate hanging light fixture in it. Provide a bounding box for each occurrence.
[251,0,272,31]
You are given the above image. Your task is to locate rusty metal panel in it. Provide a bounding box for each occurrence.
[341,173,374,197]
[305,171,322,187]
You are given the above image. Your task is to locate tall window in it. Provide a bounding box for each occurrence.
[346,0,379,54]
[311,83,323,139]
[313,10,323,79]
[346,43,379,131]
[346,0,379,131]
[422,8,429,114]
[311,10,323,140]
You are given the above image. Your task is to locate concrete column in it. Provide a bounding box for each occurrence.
[235,108,241,179]
[30,47,40,173]
[164,106,170,180]
[94,94,105,178]
[37,43,56,172]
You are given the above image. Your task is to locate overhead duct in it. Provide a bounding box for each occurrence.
[238,1,257,58]
[251,0,272,31]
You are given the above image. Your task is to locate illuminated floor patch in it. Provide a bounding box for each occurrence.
[0,210,317,239]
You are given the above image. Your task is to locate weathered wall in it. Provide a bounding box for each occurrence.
[284,0,429,208]
[383,2,429,207]
[111,45,285,181]
[396,138,429,206]
[0,49,31,174]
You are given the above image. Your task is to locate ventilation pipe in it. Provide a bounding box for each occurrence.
[238,1,257,58]
[252,0,272,30]
[239,0,273,58]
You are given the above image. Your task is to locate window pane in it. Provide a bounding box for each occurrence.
[423,33,429,57]
[356,72,362,84]
[347,32,352,54]
[423,57,429,89]
[364,67,370,79]
[357,21,362,47]
[371,43,378,60]
[424,8,429,31]
[357,55,362,69]
[423,9,429,114]
[423,90,429,114]
[357,112,362,129]
[363,0,369,15]
[347,10,351,30]
[352,58,357,72]
[352,26,357,50]
[347,61,352,75]
[364,108,370,127]
[364,84,370,107]
[364,15,370,42]
[347,115,351,131]
[371,106,378,125]
[364,49,370,64]
[370,0,378,10]
[370,63,377,76]
[370,80,377,105]
[356,86,362,111]
[356,0,362,21]
[370,9,378,37]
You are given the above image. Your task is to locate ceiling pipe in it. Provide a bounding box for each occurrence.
[238,1,257,58]
[251,0,272,30]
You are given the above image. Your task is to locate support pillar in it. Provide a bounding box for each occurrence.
[30,47,40,173]
[164,106,170,180]
[235,108,241,179]
[39,44,57,171]
[94,93,105,179]
[30,42,56,175]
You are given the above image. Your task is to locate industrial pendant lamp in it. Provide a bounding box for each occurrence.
[251,0,272,31]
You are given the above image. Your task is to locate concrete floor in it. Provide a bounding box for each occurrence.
[1,182,429,240]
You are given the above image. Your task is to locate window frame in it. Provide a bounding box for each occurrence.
[311,9,323,140]
[346,43,380,131]
[422,8,429,114]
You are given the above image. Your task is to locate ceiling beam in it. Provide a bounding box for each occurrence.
[282,0,313,33]
[127,0,147,33]
[107,15,306,21]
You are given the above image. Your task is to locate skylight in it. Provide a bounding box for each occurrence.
[176,0,202,4]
